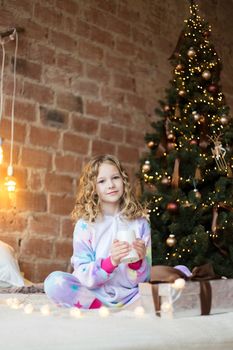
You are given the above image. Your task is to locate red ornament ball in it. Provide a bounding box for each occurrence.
[167,142,176,151]
[208,84,218,94]
[203,30,210,38]
[166,202,179,213]
[190,139,198,145]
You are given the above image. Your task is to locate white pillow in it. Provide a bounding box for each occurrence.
[0,240,24,287]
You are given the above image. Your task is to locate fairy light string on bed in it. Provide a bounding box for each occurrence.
[2,278,187,319]
[0,28,18,195]
[4,296,147,319]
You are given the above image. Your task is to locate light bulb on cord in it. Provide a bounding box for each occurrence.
[2,28,18,197]
[4,165,16,192]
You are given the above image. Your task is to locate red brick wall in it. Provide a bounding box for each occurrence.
[0,0,233,282]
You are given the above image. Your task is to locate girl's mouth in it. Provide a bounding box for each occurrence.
[107,191,118,195]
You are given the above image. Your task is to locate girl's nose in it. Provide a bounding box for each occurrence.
[107,179,114,188]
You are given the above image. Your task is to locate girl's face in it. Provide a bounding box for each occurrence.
[96,162,124,214]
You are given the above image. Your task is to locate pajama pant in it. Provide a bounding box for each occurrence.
[44,271,102,309]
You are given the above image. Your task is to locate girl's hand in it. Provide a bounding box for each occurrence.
[132,239,146,260]
[110,239,130,266]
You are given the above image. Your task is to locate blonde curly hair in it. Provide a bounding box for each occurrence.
[71,154,147,222]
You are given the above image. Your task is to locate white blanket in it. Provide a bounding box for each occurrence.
[0,293,233,350]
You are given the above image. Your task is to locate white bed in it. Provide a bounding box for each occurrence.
[0,293,233,350]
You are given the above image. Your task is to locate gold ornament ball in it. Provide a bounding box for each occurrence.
[161,176,170,185]
[164,105,170,112]
[166,234,177,247]
[202,70,211,80]
[176,64,184,71]
[167,132,175,141]
[147,140,156,149]
[142,161,151,173]
[199,115,205,123]
[187,47,196,58]
[192,111,200,121]
[194,189,201,199]
[220,115,228,125]
[178,90,186,97]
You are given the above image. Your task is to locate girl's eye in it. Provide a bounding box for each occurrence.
[97,179,105,184]
[113,176,120,179]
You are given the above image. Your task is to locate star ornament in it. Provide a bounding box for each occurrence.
[80,222,88,230]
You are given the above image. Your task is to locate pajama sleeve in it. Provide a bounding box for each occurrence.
[70,219,113,289]
[128,218,151,283]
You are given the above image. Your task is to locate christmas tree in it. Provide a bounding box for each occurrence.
[140,0,233,277]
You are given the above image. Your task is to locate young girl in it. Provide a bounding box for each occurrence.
[44,154,151,309]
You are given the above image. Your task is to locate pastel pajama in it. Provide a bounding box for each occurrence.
[44,214,151,309]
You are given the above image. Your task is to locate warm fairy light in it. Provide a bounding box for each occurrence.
[24,303,34,314]
[161,302,173,313]
[6,297,21,309]
[40,304,51,316]
[70,307,82,318]
[98,306,110,317]
[172,278,186,290]
[134,306,145,317]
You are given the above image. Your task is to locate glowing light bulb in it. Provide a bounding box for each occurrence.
[4,165,16,192]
